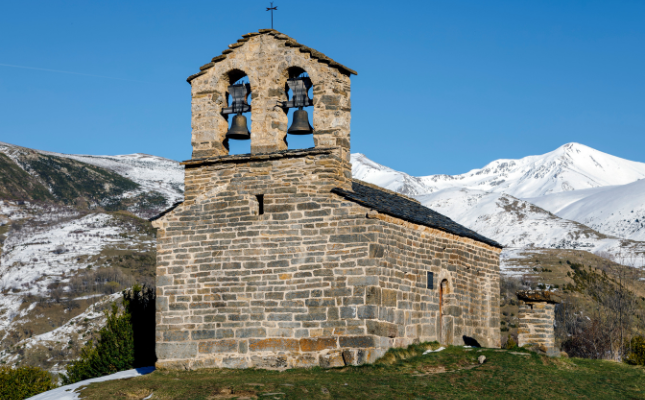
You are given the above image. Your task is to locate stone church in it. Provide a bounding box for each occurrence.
[151,29,503,370]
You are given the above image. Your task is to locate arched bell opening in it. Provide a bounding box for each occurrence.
[283,67,314,150]
[223,70,252,155]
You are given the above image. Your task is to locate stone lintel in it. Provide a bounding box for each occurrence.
[516,290,561,304]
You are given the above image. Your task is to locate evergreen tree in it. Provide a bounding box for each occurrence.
[62,302,134,384]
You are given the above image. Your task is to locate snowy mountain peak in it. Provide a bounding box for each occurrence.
[353,143,645,199]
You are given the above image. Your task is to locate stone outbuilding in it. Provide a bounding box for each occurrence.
[151,29,503,370]
[516,290,561,357]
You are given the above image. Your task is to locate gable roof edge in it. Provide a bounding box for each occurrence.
[187,30,357,83]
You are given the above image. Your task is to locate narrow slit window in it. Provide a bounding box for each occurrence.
[427,271,434,289]
[256,194,264,215]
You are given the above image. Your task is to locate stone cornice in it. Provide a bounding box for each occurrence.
[181,147,338,168]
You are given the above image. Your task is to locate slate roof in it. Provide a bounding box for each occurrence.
[332,181,503,249]
[149,201,183,222]
[187,29,357,83]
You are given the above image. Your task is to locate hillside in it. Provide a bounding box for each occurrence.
[0,142,183,219]
[0,142,178,371]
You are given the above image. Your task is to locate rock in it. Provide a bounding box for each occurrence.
[478,355,486,364]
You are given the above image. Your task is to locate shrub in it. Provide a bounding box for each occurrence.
[62,302,134,384]
[626,336,645,366]
[0,366,56,400]
[504,337,517,349]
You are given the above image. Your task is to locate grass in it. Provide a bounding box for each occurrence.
[75,345,645,400]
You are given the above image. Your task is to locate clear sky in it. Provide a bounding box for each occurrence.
[1,0,644,176]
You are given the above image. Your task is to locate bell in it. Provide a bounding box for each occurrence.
[287,108,313,135]
[225,114,251,140]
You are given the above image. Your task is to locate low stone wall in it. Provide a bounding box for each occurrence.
[516,290,559,357]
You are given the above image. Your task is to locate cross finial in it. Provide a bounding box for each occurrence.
[266,2,277,29]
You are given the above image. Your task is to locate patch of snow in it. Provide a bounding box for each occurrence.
[26,366,155,400]
[423,347,446,354]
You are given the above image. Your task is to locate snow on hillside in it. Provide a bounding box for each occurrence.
[415,188,608,249]
[415,188,645,267]
[41,152,185,206]
[0,202,154,333]
[0,293,121,367]
[2,214,122,292]
[554,178,645,241]
[523,186,617,215]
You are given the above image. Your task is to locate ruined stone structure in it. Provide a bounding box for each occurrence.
[516,290,560,357]
[151,29,503,370]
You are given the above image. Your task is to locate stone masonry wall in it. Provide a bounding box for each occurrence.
[368,214,501,349]
[517,301,556,351]
[152,149,501,369]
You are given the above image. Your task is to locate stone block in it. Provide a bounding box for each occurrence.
[291,354,318,368]
[382,289,397,307]
[198,339,237,354]
[163,330,189,342]
[358,305,378,319]
[319,351,345,368]
[339,336,377,348]
[366,286,381,305]
[366,320,399,338]
[251,355,288,369]
[192,330,216,340]
[156,343,198,360]
[236,328,267,338]
[300,337,338,352]
[340,306,356,319]
[222,357,250,368]
[248,338,299,352]
[348,276,379,287]
[342,349,356,366]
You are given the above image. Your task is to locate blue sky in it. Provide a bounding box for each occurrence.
[1,0,644,176]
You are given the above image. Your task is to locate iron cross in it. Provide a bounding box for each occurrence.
[266,2,277,29]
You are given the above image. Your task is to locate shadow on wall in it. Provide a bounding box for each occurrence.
[463,336,481,347]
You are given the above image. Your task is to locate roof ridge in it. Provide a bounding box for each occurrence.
[187,30,357,83]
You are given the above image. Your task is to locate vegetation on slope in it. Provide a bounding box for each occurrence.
[25,154,139,207]
[500,249,645,359]
[0,153,54,202]
[0,365,56,400]
[76,344,645,400]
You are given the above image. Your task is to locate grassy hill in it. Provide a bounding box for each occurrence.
[72,344,645,399]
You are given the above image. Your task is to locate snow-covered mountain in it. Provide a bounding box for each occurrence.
[352,143,645,265]
[353,143,645,198]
